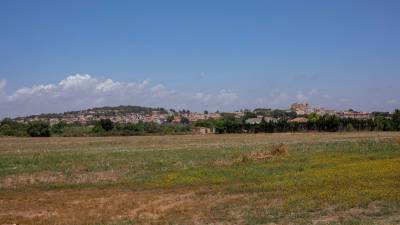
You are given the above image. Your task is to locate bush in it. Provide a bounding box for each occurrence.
[0,118,28,136]
[345,123,355,132]
[63,125,93,137]
[27,121,51,137]
[92,123,106,134]
[99,119,114,131]
[51,121,67,135]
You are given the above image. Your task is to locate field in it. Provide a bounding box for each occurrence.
[1,132,400,225]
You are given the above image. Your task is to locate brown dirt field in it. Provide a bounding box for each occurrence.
[0,186,255,225]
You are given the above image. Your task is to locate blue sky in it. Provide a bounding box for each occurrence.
[0,0,399,117]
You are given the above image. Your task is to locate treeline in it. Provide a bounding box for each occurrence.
[195,110,400,134]
[0,119,191,137]
[1,110,400,137]
[17,105,168,120]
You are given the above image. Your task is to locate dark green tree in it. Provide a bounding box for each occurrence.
[99,119,114,131]
[393,109,400,130]
[180,117,190,124]
[27,121,51,137]
[51,121,67,135]
[166,115,175,123]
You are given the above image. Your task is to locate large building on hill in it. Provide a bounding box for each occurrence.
[338,110,371,120]
[290,103,335,116]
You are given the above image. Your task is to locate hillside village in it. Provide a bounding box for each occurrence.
[11,103,376,126]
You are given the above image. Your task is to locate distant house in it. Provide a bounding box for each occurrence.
[245,118,263,125]
[291,103,309,115]
[263,117,278,123]
[288,117,309,123]
[291,102,335,116]
[339,111,371,120]
[192,127,214,135]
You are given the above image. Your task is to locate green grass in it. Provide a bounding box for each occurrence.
[0,133,399,224]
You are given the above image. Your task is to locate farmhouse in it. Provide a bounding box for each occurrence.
[339,111,371,120]
[192,127,214,134]
[289,117,309,123]
[245,117,263,125]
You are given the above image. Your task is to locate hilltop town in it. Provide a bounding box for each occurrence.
[10,103,381,126]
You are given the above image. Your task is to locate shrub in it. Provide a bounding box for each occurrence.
[51,121,67,135]
[271,144,289,155]
[99,119,114,131]
[345,123,355,132]
[27,121,51,137]
[0,118,28,136]
[92,123,106,134]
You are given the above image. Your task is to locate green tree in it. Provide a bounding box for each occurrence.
[393,109,400,130]
[51,121,67,135]
[307,113,320,123]
[99,119,114,131]
[243,111,257,120]
[166,115,175,123]
[345,123,354,132]
[180,117,190,124]
[27,121,51,137]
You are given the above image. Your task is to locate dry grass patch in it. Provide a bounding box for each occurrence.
[0,186,255,225]
[270,143,289,155]
[240,143,289,161]
[312,201,399,225]
[1,170,123,188]
[215,143,289,166]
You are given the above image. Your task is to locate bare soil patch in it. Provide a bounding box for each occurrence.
[1,170,122,189]
[0,186,255,225]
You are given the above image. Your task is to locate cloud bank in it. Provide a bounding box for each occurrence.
[0,74,239,118]
[1,74,399,119]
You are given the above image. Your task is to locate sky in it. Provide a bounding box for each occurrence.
[0,0,399,118]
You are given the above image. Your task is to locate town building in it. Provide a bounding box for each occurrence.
[339,111,371,120]
[288,117,309,123]
[192,127,214,134]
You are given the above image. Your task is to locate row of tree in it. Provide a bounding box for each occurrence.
[195,110,400,133]
[0,119,192,137]
[1,110,400,137]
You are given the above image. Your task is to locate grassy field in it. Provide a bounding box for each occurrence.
[1,132,400,225]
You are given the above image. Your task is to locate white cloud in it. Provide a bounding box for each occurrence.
[9,84,57,101]
[193,92,211,101]
[0,79,7,102]
[193,89,237,104]
[191,89,238,111]
[217,89,238,103]
[59,74,94,89]
[256,90,292,107]
[308,89,318,96]
[0,74,179,118]
[0,74,242,118]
